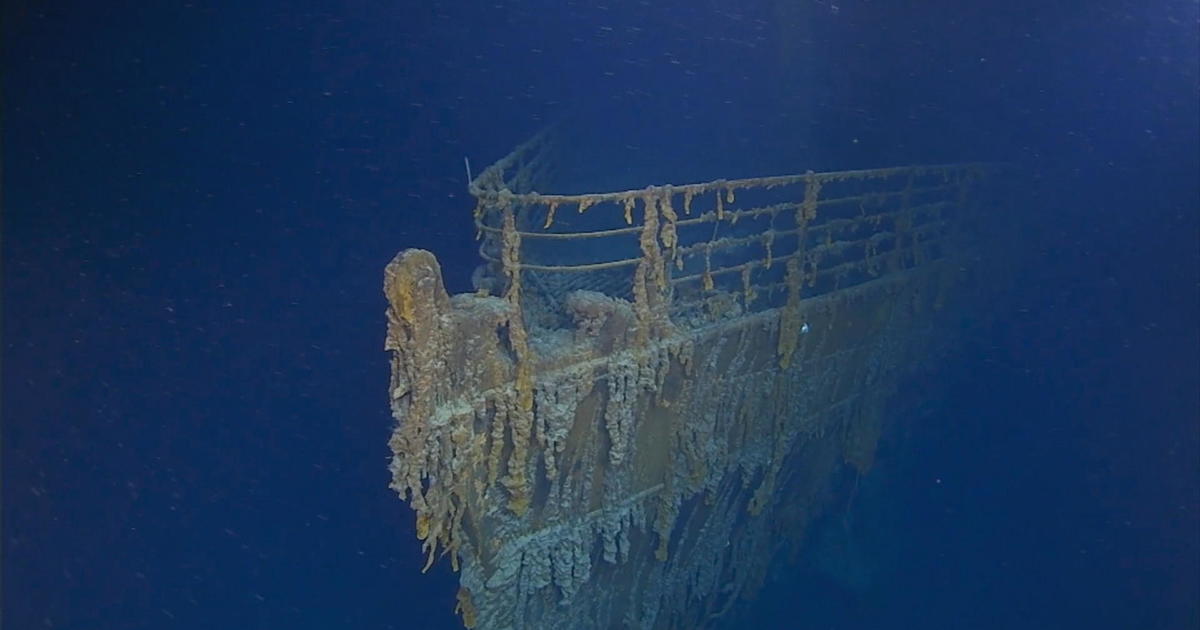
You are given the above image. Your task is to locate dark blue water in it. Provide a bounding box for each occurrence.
[5,1,1197,628]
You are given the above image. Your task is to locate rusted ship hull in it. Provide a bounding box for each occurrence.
[384,131,995,629]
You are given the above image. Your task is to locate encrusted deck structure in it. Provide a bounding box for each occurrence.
[384,129,995,629]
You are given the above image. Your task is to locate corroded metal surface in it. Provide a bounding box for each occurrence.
[385,133,992,629]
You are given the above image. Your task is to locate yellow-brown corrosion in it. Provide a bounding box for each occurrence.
[387,130,995,629]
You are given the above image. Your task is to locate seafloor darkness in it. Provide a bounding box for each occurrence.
[4,1,1197,628]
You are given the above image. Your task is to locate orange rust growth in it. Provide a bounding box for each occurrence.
[455,587,479,629]
[500,204,534,516]
[777,258,803,369]
[388,127,998,629]
[543,200,560,229]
